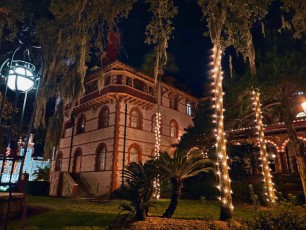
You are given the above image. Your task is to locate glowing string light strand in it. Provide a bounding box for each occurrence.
[153,111,161,199]
[252,90,276,203]
[210,45,234,214]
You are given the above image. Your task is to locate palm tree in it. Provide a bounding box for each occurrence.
[119,161,157,221]
[155,150,212,218]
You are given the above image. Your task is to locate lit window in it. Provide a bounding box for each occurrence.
[96,145,106,171]
[130,109,141,129]
[99,107,109,128]
[130,147,139,163]
[76,115,86,134]
[170,121,178,138]
[186,103,192,115]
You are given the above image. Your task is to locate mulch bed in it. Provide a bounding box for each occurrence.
[128,217,239,230]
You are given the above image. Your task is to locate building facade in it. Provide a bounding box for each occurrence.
[50,61,198,197]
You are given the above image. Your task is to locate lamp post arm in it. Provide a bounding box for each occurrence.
[0,58,9,126]
[18,59,44,179]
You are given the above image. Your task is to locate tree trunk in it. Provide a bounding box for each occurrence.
[282,99,306,202]
[135,196,146,221]
[163,178,181,218]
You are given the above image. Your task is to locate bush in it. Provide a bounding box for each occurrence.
[248,184,260,205]
[26,181,50,196]
[242,202,306,230]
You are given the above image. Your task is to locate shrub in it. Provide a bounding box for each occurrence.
[242,202,306,230]
[248,184,260,205]
[26,181,50,196]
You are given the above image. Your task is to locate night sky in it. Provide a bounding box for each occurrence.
[119,0,212,97]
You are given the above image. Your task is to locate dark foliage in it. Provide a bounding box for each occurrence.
[242,202,306,230]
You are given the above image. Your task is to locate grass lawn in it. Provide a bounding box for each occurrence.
[7,196,257,229]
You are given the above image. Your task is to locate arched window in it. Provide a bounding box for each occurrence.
[130,108,142,129]
[169,120,178,138]
[55,152,63,171]
[72,148,82,174]
[128,144,141,163]
[95,144,106,171]
[76,115,86,134]
[98,106,109,128]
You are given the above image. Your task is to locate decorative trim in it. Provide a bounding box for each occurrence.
[111,99,121,192]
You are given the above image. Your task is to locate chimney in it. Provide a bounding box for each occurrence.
[105,30,120,64]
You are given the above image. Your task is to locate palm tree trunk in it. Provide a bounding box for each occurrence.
[163,178,181,218]
[282,98,306,202]
[135,200,146,221]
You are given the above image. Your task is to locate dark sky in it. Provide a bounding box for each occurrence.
[119,0,212,97]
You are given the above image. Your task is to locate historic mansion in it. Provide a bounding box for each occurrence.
[49,61,198,197]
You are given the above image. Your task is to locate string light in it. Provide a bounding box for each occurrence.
[153,111,161,199]
[252,90,276,203]
[210,45,233,213]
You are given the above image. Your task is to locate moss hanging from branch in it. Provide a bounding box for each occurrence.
[199,0,271,74]
[34,0,135,155]
[43,99,65,160]
[145,0,177,82]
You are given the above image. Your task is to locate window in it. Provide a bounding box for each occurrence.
[73,149,82,174]
[130,108,141,129]
[104,76,111,86]
[169,96,178,110]
[186,102,192,116]
[98,106,109,128]
[85,85,91,94]
[76,115,86,134]
[148,87,154,95]
[91,81,98,92]
[170,120,178,138]
[96,144,106,171]
[109,75,122,84]
[134,79,145,92]
[55,152,63,171]
[126,77,132,87]
[130,147,139,163]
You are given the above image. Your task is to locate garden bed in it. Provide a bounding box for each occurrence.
[129,217,238,230]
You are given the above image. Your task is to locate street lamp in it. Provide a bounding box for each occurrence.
[7,60,36,92]
[301,102,306,113]
[0,22,43,230]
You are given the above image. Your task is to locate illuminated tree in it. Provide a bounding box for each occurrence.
[198,0,273,219]
[255,32,306,202]
[145,0,177,199]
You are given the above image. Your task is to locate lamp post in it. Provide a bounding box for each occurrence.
[0,22,43,230]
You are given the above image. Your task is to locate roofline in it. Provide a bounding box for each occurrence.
[87,60,199,101]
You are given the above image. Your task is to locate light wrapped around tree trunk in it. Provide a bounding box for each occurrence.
[252,90,276,203]
[210,45,233,220]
